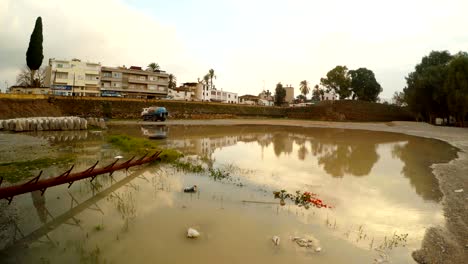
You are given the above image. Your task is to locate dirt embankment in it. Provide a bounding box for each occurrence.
[0,99,62,119]
[0,97,414,122]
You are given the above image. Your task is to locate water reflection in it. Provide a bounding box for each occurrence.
[0,124,459,264]
[31,191,47,224]
[392,139,457,201]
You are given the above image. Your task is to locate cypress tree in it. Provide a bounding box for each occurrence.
[26,17,44,87]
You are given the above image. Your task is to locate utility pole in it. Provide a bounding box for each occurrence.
[73,72,75,97]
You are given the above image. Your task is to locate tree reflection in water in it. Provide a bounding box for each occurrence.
[112,124,458,202]
[392,138,457,201]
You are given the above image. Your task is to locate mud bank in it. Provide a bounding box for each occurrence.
[111,119,468,264]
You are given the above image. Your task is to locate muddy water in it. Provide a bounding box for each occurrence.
[0,125,457,264]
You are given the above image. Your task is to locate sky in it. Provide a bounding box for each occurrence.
[1,0,468,99]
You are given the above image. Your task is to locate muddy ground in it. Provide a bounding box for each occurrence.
[110,119,468,264]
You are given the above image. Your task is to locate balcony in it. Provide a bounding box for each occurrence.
[101,76,121,82]
[101,87,167,95]
[128,77,148,84]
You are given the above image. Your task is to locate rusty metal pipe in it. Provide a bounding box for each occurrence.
[0,151,161,202]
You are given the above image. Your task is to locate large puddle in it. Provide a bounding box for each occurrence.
[0,125,458,263]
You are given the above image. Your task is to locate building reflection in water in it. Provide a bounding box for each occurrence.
[151,125,456,202]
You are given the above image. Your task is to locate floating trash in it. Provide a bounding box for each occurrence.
[187,228,200,238]
[291,236,321,252]
[272,236,280,246]
[454,189,464,193]
[184,185,198,193]
[114,155,124,159]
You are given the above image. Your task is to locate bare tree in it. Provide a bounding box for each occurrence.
[16,66,46,87]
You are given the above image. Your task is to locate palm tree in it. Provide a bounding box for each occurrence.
[203,74,210,90]
[168,74,176,89]
[208,69,216,89]
[147,62,160,72]
[299,80,310,99]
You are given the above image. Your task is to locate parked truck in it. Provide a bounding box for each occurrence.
[141,106,169,121]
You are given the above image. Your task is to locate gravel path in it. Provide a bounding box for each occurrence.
[111,119,468,263]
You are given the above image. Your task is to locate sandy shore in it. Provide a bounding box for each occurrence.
[110,119,468,263]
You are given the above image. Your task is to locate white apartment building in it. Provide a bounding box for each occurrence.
[45,58,101,96]
[199,84,238,103]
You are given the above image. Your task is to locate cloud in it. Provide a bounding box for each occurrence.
[0,0,205,92]
[1,0,467,97]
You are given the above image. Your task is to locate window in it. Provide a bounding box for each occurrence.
[148,85,157,90]
[85,74,97,81]
[103,72,112,78]
[113,82,121,87]
[113,72,122,78]
[56,72,68,79]
[139,76,146,80]
[57,64,63,68]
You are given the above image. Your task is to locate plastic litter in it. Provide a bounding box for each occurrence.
[291,236,321,252]
[454,189,463,193]
[114,155,124,159]
[272,236,280,246]
[184,185,198,193]
[187,228,200,238]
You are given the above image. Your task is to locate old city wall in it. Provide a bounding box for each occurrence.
[0,94,413,122]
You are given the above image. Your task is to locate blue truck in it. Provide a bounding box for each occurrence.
[141,106,169,121]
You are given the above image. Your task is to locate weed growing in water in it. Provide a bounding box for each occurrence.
[208,168,231,181]
[378,232,408,250]
[0,156,75,183]
[172,161,205,173]
[107,134,182,162]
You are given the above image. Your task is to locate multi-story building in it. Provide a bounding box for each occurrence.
[100,66,169,99]
[45,58,101,96]
[284,85,294,103]
[198,84,238,103]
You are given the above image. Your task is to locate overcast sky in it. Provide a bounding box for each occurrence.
[1,0,467,98]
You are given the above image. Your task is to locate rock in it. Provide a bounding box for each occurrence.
[187,228,200,238]
[272,236,280,246]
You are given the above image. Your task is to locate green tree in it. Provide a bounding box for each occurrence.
[320,66,352,99]
[311,84,323,101]
[26,17,44,87]
[208,69,216,89]
[274,82,286,106]
[349,68,382,102]
[168,74,177,89]
[444,53,468,126]
[203,74,210,89]
[403,51,453,123]
[299,80,310,98]
[296,94,306,102]
[147,62,160,71]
